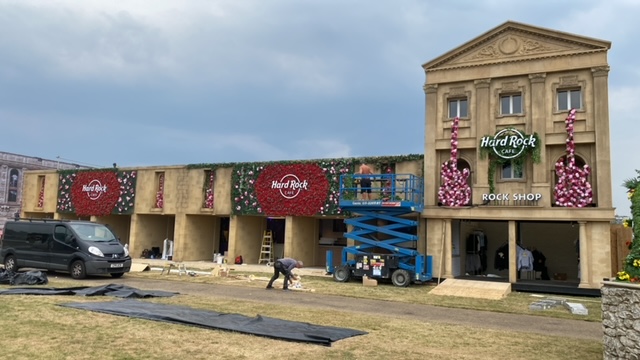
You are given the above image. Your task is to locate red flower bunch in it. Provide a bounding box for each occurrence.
[37,177,45,208]
[203,171,215,209]
[70,171,121,216]
[255,164,329,216]
[156,173,164,209]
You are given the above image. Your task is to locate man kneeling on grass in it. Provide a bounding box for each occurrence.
[266,258,303,291]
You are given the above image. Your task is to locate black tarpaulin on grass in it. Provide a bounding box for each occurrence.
[60,299,367,346]
[0,269,48,285]
[0,284,177,298]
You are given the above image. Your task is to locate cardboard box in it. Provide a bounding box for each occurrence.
[553,273,567,281]
[362,275,377,287]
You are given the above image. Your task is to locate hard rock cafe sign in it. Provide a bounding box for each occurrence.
[480,128,537,160]
[271,174,309,199]
[82,180,108,200]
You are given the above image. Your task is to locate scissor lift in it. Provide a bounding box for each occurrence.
[328,173,432,287]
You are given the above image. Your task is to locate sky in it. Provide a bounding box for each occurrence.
[0,0,638,216]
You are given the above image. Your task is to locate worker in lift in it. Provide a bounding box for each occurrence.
[358,163,374,200]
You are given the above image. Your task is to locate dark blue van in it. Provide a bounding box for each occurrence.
[0,219,131,279]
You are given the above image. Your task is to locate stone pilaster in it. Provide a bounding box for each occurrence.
[592,66,612,207]
[424,83,438,206]
[474,79,491,200]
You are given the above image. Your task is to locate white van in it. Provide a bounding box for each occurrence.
[0,219,131,279]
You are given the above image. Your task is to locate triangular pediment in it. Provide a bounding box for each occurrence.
[423,21,610,70]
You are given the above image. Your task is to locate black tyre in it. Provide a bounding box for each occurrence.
[110,272,124,278]
[333,265,351,282]
[4,255,17,272]
[70,260,87,279]
[391,269,411,287]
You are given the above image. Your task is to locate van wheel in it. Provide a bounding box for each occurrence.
[70,260,86,279]
[110,273,124,278]
[4,255,17,272]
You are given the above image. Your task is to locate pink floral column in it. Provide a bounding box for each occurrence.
[204,171,215,208]
[37,177,45,208]
[155,173,164,209]
[553,109,593,207]
[438,117,471,206]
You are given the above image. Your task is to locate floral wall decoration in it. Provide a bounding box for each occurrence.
[155,173,165,209]
[439,117,471,206]
[228,159,358,216]
[553,109,593,207]
[617,170,640,282]
[255,163,330,216]
[190,155,421,216]
[57,169,137,215]
[57,172,77,213]
[203,170,215,209]
[37,177,45,208]
[70,171,120,216]
[116,171,137,214]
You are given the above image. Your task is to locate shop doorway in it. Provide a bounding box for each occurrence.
[267,218,285,259]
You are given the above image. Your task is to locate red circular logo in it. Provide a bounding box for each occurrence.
[255,164,329,216]
[84,179,106,200]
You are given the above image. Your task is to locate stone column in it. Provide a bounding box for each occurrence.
[508,220,517,283]
[592,66,612,207]
[474,79,491,200]
[424,83,438,206]
[578,221,590,288]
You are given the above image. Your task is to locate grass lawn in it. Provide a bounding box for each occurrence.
[0,270,603,360]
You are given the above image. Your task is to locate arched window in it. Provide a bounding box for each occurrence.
[457,159,472,186]
[8,168,19,202]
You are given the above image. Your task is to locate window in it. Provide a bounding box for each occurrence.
[500,94,522,115]
[501,161,523,179]
[557,89,581,111]
[448,98,468,118]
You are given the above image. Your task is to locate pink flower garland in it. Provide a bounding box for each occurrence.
[553,109,593,207]
[204,171,215,209]
[37,177,45,208]
[438,117,471,206]
[155,173,164,209]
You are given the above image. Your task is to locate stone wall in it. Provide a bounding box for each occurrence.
[602,281,640,359]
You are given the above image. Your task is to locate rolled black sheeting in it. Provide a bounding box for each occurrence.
[0,284,177,298]
[60,299,367,346]
[0,269,48,285]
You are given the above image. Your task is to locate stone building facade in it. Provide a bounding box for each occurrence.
[0,151,80,230]
[421,21,615,289]
[14,21,616,291]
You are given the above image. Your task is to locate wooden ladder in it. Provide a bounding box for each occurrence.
[258,230,274,265]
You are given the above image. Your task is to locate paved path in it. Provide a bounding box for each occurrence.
[83,276,603,342]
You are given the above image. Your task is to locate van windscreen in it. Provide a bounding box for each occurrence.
[69,224,117,242]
